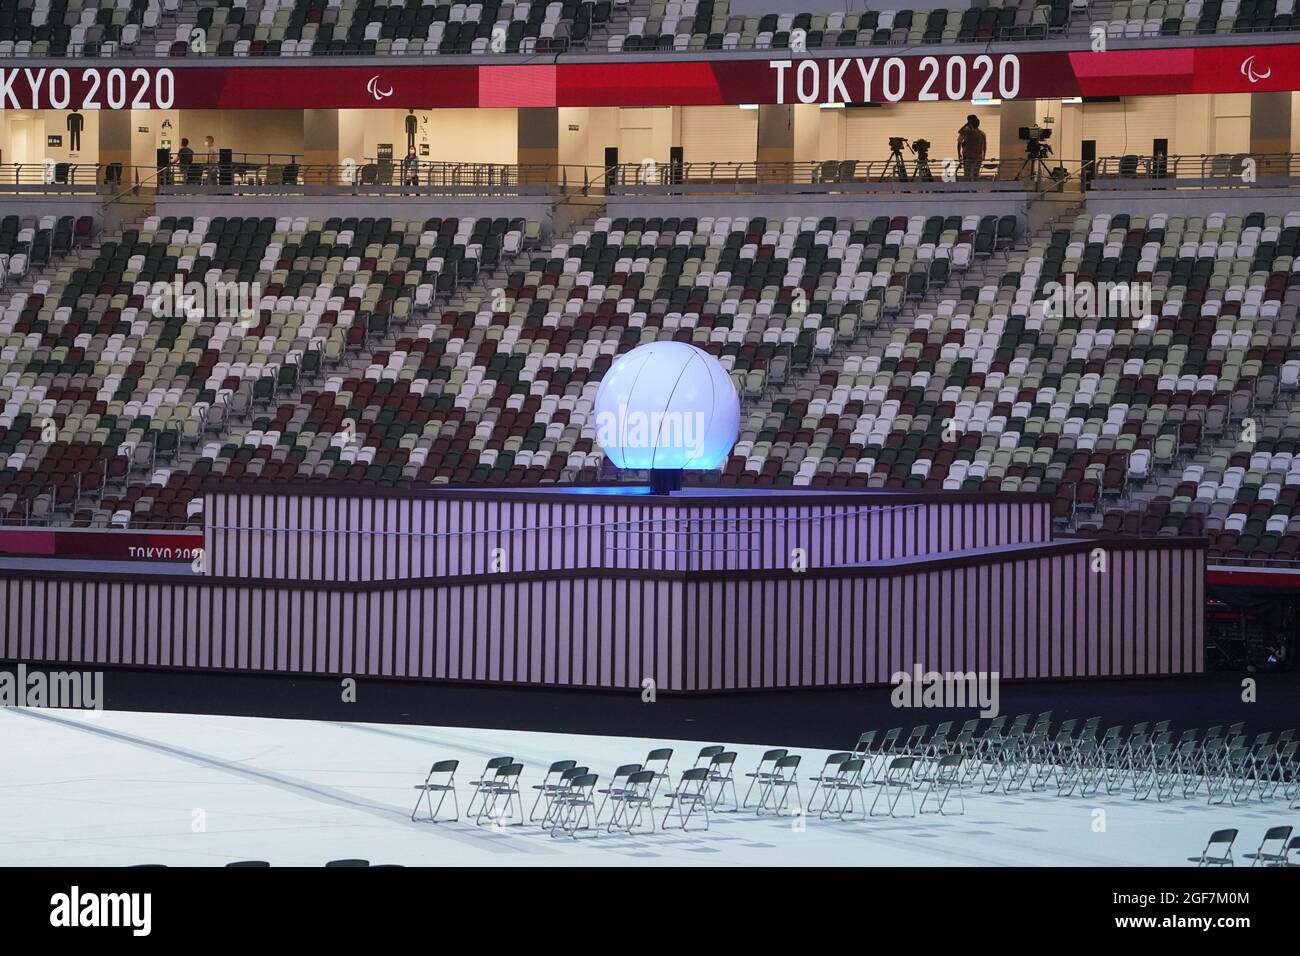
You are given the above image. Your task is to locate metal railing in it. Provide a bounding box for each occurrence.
[0,157,1075,198]
[1091,152,1300,188]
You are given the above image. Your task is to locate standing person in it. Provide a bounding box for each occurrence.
[957,114,986,182]
[175,138,196,184]
[401,145,420,190]
[203,134,219,184]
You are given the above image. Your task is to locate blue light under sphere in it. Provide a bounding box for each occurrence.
[593,342,740,471]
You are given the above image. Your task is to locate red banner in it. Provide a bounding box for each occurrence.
[0,527,202,564]
[0,43,1295,110]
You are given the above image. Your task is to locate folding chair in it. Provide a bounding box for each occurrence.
[1188,828,1238,866]
[530,759,578,822]
[868,727,902,781]
[466,756,514,818]
[850,731,877,764]
[810,756,864,822]
[1133,743,1177,802]
[1057,738,1102,798]
[1208,746,1250,806]
[922,721,953,761]
[754,754,802,816]
[549,773,600,839]
[918,754,965,815]
[806,752,854,814]
[1243,825,1293,867]
[869,756,917,818]
[902,724,929,756]
[608,770,658,834]
[411,758,460,822]
[1280,836,1300,866]
[475,762,524,827]
[1261,741,1295,801]
[595,763,643,826]
[662,767,712,831]
[694,745,725,768]
[541,767,590,831]
[742,748,788,808]
[642,748,673,805]
[705,751,740,812]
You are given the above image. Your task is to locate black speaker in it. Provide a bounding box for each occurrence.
[218,147,233,187]
[155,147,170,169]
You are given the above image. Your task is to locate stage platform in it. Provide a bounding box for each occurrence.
[1,485,1205,691]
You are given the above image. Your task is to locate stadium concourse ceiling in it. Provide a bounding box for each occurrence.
[0,42,1297,110]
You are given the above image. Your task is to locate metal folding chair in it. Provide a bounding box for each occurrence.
[466,756,514,819]
[806,752,853,814]
[694,745,725,768]
[608,770,658,834]
[850,731,877,764]
[918,753,965,815]
[1244,825,1293,867]
[818,757,868,821]
[755,754,802,816]
[742,748,788,808]
[869,756,917,818]
[662,767,711,831]
[595,763,642,825]
[550,773,600,839]
[705,751,740,812]
[868,727,902,782]
[541,767,590,831]
[475,762,525,827]
[530,759,578,822]
[410,758,460,823]
[642,748,673,805]
[1188,828,1238,866]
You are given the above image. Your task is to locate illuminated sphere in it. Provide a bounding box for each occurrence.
[593,342,740,470]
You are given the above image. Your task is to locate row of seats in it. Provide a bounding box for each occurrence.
[0,213,537,527]
[614,0,1072,52]
[0,215,98,288]
[4,202,1300,569]
[156,0,614,56]
[7,0,1298,57]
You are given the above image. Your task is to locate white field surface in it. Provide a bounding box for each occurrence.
[0,707,1286,867]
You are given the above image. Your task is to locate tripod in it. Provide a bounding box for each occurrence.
[911,150,934,183]
[882,144,910,182]
[1016,145,1055,184]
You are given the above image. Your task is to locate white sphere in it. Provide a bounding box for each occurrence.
[593,342,739,470]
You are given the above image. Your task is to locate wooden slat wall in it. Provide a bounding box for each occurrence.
[205,491,1053,581]
[2,541,1203,691]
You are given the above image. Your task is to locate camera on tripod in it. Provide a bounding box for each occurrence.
[883,135,932,183]
[1019,125,1053,159]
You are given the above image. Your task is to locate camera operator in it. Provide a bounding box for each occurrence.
[957,114,986,182]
